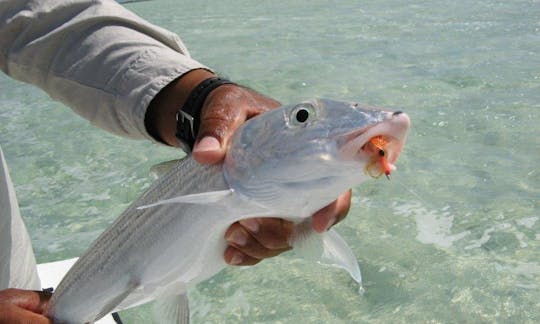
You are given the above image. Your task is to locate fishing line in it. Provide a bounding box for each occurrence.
[392,178,435,209]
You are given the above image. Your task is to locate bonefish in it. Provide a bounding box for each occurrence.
[46,98,410,323]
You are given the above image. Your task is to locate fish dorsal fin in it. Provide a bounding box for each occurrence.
[137,189,234,210]
[291,222,363,289]
[150,158,185,179]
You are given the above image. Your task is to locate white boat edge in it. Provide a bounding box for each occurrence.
[37,258,117,324]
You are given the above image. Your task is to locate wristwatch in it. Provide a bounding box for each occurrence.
[175,77,235,152]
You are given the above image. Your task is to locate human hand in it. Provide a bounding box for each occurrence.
[145,69,352,266]
[223,190,352,265]
[0,288,52,324]
[189,82,352,266]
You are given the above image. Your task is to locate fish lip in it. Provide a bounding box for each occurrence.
[340,112,410,163]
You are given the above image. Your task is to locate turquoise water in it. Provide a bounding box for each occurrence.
[1,0,539,322]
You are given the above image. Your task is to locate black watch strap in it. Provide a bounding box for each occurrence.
[175,77,235,152]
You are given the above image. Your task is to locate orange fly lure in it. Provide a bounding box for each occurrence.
[365,136,393,179]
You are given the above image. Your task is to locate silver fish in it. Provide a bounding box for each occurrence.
[46,98,410,323]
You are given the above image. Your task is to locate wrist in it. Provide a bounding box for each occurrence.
[145,68,217,147]
[176,77,236,151]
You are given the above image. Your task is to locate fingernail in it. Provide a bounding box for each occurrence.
[239,219,259,233]
[193,136,220,153]
[324,218,336,231]
[229,252,244,265]
[226,230,247,246]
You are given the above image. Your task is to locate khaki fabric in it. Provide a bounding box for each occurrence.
[0,0,208,141]
[0,146,41,290]
[0,0,208,289]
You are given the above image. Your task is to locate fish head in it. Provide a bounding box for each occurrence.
[223,98,410,216]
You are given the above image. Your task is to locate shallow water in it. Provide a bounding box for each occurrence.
[1,0,539,323]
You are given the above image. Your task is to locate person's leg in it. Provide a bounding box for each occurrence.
[0,146,40,290]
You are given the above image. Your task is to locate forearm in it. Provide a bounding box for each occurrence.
[0,0,208,141]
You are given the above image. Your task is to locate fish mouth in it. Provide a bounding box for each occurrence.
[340,111,410,177]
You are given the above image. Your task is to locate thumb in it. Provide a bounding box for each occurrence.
[192,85,247,164]
[0,289,51,314]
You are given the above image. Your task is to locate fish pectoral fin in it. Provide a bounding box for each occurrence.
[290,219,324,261]
[137,189,234,210]
[291,222,362,287]
[320,229,363,286]
[153,293,190,324]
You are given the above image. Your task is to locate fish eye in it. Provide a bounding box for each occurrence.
[296,108,309,123]
[289,103,316,126]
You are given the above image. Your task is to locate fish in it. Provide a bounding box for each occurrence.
[45,98,410,323]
